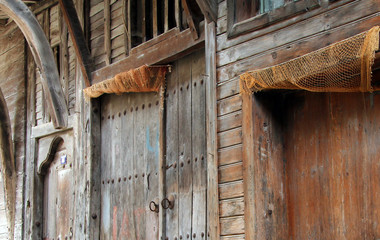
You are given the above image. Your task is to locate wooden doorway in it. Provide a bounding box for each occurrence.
[99,49,207,240]
[42,138,74,240]
[242,91,380,239]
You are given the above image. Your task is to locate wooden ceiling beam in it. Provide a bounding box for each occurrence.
[58,0,92,87]
[195,0,218,23]
[182,0,200,39]
[0,0,68,129]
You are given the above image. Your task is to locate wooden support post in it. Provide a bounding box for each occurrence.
[58,0,93,87]
[0,0,68,128]
[205,21,220,240]
[241,91,255,240]
[104,0,111,65]
[0,87,16,240]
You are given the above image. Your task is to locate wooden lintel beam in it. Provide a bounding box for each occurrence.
[195,0,217,23]
[0,0,68,129]
[92,27,205,84]
[58,0,92,87]
[0,88,16,240]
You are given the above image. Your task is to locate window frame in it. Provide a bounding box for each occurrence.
[226,0,349,38]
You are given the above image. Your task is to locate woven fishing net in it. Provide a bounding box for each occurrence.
[83,65,168,99]
[240,26,380,93]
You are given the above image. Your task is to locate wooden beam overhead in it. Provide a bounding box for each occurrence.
[0,0,68,129]
[58,0,92,87]
[0,87,16,240]
[182,0,201,39]
[92,27,205,84]
[196,0,217,23]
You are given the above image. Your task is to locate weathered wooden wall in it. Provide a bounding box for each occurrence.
[215,0,380,238]
[0,22,26,239]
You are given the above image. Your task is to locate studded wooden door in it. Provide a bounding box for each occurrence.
[100,92,161,240]
[100,49,207,240]
[163,50,207,240]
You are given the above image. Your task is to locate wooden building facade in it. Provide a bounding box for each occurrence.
[0,0,379,239]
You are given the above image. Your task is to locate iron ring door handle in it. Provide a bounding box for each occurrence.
[161,196,174,209]
[149,200,159,213]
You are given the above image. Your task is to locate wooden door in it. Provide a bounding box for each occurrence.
[100,49,207,240]
[164,50,207,240]
[43,140,73,240]
[100,92,161,239]
[243,91,380,239]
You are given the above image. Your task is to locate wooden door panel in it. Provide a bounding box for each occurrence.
[284,92,380,240]
[100,92,160,240]
[245,92,380,239]
[43,141,73,240]
[100,49,207,240]
[165,49,207,240]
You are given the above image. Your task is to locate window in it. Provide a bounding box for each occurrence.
[227,0,320,37]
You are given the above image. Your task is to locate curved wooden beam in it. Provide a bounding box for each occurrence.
[0,88,16,240]
[0,0,68,128]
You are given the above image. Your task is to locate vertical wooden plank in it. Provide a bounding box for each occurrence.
[104,0,111,65]
[191,50,207,239]
[124,94,137,239]
[142,0,146,42]
[100,95,112,239]
[241,92,255,240]
[146,92,160,240]
[122,0,130,55]
[175,0,180,28]
[153,0,158,37]
[43,9,51,123]
[59,7,69,103]
[134,93,146,240]
[112,96,122,240]
[178,53,193,240]
[205,21,220,240]
[164,0,169,32]
[158,86,167,240]
[165,62,179,240]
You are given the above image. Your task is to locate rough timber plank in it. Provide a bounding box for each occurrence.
[218,162,243,183]
[219,180,244,200]
[219,197,244,217]
[217,110,242,133]
[165,61,179,240]
[205,21,220,240]
[218,145,242,166]
[178,52,193,240]
[220,216,245,236]
[191,50,207,240]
